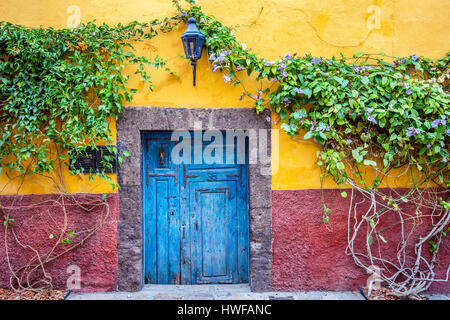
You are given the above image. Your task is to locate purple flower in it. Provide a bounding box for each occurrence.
[236,65,243,71]
[266,116,271,123]
[294,88,303,95]
[283,97,290,103]
[367,115,377,124]
[352,66,360,73]
[401,59,406,63]
[311,58,322,64]
[406,89,412,95]
[253,90,263,100]
[223,75,231,83]
[361,66,369,73]
[447,129,450,134]
[208,54,216,62]
[281,71,288,78]
[199,18,205,23]
[219,50,230,57]
[265,61,272,66]
[284,54,291,59]
[406,127,420,137]
[346,139,352,144]
[181,11,188,17]
[431,119,441,128]
[411,54,419,61]
[212,64,220,72]
[217,55,225,63]
[426,144,431,148]
[278,62,286,70]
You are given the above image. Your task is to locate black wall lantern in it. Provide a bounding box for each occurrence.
[181,17,205,86]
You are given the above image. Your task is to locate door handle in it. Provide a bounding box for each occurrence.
[159,147,165,165]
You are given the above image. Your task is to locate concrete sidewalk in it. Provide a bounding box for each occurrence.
[66,284,449,300]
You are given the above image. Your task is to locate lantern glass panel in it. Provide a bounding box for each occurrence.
[197,37,205,59]
[189,39,195,59]
[182,39,189,59]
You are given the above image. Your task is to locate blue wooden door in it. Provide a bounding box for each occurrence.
[143,131,249,284]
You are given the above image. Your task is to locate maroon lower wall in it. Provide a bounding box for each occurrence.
[0,193,119,293]
[272,189,450,293]
[1,190,448,294]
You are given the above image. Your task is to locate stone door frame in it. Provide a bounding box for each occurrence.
[116,107,272,292]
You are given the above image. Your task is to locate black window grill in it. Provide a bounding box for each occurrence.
[71,146,117,174]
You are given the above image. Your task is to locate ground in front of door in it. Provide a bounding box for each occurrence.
[66,284,449,300]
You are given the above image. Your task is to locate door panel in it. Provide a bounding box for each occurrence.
[143,131,248,285]
[188,180,238,283]
[144,134,180,284]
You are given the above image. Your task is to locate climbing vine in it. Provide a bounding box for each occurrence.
[179,3,449,184]
[175,1,449,298]
[0,18,180,180]
[0,16,180,293]
[0,0,448,298]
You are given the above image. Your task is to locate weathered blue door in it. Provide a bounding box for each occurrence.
[143,131,249,284]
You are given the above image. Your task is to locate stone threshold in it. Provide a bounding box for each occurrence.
[68,284,364,300]
[67,285,450,300]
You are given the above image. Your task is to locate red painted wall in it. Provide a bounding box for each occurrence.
[272,189,450,293]
[2,190,447,294]
[0,193,119,293]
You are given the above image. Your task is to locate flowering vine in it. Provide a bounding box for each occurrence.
[0,0,448,297]
[175,1,449,297]
[176,1,449,188]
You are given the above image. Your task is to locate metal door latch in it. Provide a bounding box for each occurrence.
[159,147,165,165]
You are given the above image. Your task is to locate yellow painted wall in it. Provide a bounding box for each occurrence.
[0,0,449,194]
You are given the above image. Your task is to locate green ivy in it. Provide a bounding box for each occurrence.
[0,0,446,295]
[0,0,448,195]
[179,2,449,190]
[0,18,179,181]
